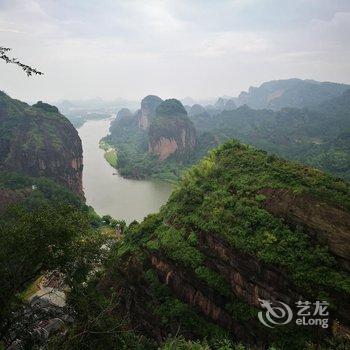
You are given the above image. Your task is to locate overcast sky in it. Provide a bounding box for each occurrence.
[1,0,350,103]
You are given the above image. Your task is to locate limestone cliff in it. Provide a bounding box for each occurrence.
[148,99,196,161]
[0,92,83,197]
[101,140,350,348]
[139,95,163,130]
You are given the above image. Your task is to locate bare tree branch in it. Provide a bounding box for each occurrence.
[0,46,44,76]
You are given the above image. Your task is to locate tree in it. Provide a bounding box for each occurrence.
[0,46,43,76]
[0,203,89,337]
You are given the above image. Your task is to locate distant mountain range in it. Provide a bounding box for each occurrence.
[235,78,350,110]
[103,78,350,181]
[1,78,350,349]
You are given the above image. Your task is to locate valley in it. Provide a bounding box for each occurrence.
[78,118,173,223]
[2,2,350,348]
[1,79,350,350]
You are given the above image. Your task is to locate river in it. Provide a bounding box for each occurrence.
[78,118,173,223]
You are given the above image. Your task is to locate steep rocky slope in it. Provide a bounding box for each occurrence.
[149,99,196,161]
[0,92,83,197]
[139,95,163,130]
[102,97,199,181]
[100,140,350,348]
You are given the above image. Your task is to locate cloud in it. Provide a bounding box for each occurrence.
[0,0,349,102]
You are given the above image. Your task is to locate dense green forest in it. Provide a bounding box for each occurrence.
[102,99,217,182]
[2,80,350,349]
[102,100,193,182]
[0,91,84,197]
[0,171,118,346]
[53,140,350,350]
[1,131,350,349]
[190,90,350,181]
[0,172,256,349]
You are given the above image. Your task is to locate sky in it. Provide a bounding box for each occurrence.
[1,0,350,103]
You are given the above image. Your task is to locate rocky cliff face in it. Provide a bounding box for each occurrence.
[0,92,83,198]
[148,99,196,161]
[139,95,163,130]
[101,140,350,348]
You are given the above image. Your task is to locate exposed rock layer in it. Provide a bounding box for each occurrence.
[0,92,84,197]
[259,188,350,271]
[139,95,163,130]
[148,99,196,160]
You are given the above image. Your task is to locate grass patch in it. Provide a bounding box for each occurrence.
[18,275,44,301]
[100,140,117,168]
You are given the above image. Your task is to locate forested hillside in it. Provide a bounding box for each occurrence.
[102,80,350,183]
[60,140,350,349]
[0,92,84,197]
[190,89,350,181]
[0,171,116,347]
[102,98,212,182]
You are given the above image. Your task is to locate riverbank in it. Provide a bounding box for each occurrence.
[99,139,180,184]
[78,119,173,224]
[99,140,117,168]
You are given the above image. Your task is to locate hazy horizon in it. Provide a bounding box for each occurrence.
[1,0,350,103]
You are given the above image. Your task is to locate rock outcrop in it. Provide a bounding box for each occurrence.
[101,140,350,348]
[148,99,196,161]
[0,92,83,197]
[258,188,350,271]
[139,95,163,130]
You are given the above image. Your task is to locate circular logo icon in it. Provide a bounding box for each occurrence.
[258,298,293,328]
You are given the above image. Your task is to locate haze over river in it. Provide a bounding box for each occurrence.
[78,118,173,223]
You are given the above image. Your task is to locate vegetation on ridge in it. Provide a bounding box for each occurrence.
[58,139,350,349]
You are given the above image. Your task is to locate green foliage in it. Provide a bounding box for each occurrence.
[0,202,89,324]
[163,140,350,299]
[0,171,107,338]
[60,135,350,348]
[51,277,154,350]
[103,145,117,168]
[159,337,268,350]
[0,171,90,214]
[156,99,188,117]
[103,99,197,182]
[190,94,350,181]
[32,101,59,113]
[155,226,204,268]
[194,266,231,297]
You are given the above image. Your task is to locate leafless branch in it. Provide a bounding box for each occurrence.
[0,46,44,76]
